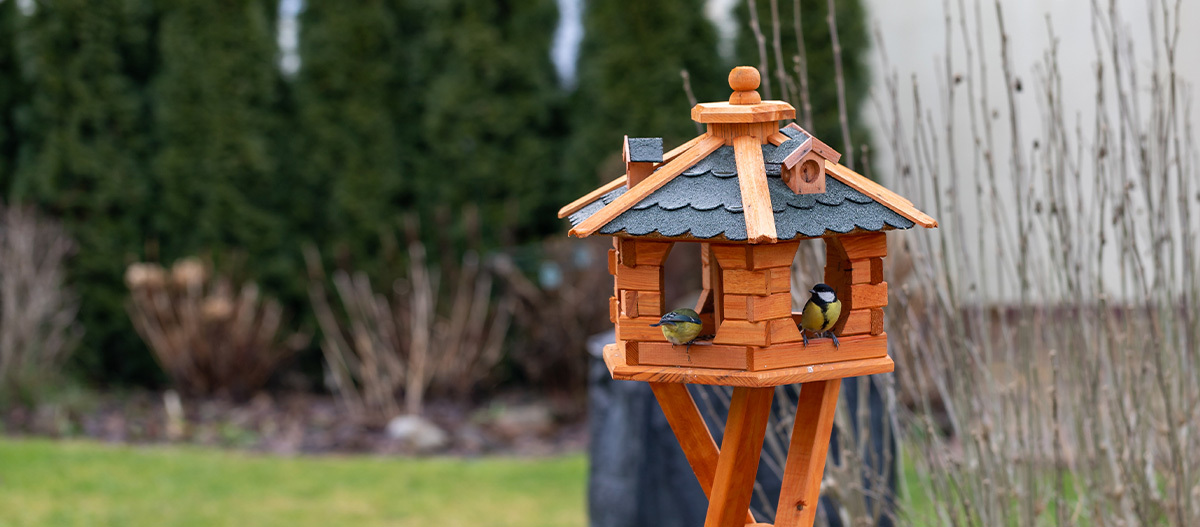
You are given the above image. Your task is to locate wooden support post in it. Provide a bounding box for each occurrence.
[704,386,774,527]
[650,383,756,525]
[774,379,842,527]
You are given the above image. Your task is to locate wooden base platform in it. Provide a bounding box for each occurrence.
[603,343,893,387]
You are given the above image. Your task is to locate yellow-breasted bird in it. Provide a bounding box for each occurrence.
[650,308,704,351]
[800,283,842,348]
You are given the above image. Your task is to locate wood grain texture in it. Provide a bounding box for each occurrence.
[704,387,774,527]
[606,249,617,275]
[768,317,805,344]
[774,379,842,526]
[783,153,826,195]
[837,233,887,260]
[869,307,884,335]
[835,307,884,336]
[713,319,769,347]
[631,240,672,266]
[691,101,795,123]
[722,270,769,295]
[616,237,637,266]
[615,264,663,292]
[615,317,669,342]
[749,241,799,270]
[571,135,725,237]
[558,134,709,218]
[649,383,757,526]
[602,343,894,387]
[824,160,938,228]
[849,257,884,284]
[624,340,640,365]
[609,296,618,323]
[768,268,792,293]
[752,333,887,371]
[722,293,792,322]
[733,135,778,244]
[626,161,654,187]
[838,308,873,335]
[710,244,749,269]
[850,282,888,309]
[706,122,778,143]
[637,291,662,317]
[767,131,791,145]
[638,342,750,370]
[700,243,713,289]
[823,239,850,334]
[620,290,639,318]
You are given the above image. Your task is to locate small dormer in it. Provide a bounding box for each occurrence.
[624,136,663,188]
[774,123,841,195]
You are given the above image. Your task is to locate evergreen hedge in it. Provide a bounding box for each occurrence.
[0,0,868,386]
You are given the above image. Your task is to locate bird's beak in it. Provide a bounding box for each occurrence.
[808,288,816,294]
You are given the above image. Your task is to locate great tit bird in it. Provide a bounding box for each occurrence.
[650,308,704,351]
[800,283,842,348]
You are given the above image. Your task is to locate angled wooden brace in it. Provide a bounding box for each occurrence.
[650,383,756,525]
[704,386,775,527]
[774,379,842,526]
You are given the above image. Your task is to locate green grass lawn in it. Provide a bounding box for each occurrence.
[0,439,586,527]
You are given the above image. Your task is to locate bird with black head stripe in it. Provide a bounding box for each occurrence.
[799,283,842,348]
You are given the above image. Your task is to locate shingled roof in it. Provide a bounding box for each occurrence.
[567,127,921,241]
[561,66,936,243]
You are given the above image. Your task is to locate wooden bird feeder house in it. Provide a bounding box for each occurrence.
[560,66,937,526]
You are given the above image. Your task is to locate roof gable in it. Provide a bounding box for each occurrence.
[567,142,924,241]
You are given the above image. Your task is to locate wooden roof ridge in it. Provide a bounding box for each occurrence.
[823,160,939,228]
[557,134,709,219]
[569,134,726,238]
[732,135,777,243]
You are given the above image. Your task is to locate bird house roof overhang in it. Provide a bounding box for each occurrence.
[560,67,937,243]
[561,125,937,243]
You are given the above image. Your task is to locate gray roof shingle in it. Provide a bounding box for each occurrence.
[625,137,664,163]
[568,142,915,240]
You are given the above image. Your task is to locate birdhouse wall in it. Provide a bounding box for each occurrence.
[612,238,672,345]
[711,242,802,347]
[626,162,655,188]
[821,233,887,337]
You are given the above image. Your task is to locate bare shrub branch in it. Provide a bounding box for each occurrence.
[126,258,305,401]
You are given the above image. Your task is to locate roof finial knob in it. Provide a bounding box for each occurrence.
[728,66,762,105]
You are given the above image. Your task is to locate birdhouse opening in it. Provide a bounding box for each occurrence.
[810,233,889,340]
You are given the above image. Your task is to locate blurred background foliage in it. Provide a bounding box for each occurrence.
[0,0,869,390]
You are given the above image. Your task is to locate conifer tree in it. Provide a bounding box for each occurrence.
[293,0,404,268]
[151,0,290,289]
[566,0,726,192]
[0,0,19,191]
[11,0,158,381]
[404,0,566,244]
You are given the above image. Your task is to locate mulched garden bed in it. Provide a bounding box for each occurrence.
[1,389,586,457]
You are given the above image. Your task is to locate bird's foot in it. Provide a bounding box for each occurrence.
[827,332,840,349]
[802,332,810,347]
